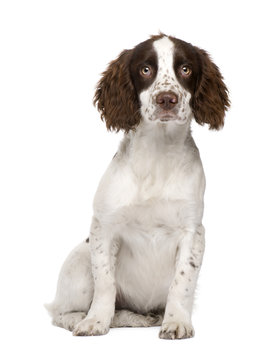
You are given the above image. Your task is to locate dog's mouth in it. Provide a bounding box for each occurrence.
[155,109,178,122]
[160,114,176,121]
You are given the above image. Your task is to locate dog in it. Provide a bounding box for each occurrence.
[46,34,230,340]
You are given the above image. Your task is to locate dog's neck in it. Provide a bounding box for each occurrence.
[129,119,192,153]
[117,119,196,179]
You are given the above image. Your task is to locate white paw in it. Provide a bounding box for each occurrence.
[159,322,195,340]
[72,318,110,336]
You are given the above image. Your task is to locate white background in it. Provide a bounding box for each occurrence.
[0,0,277,359]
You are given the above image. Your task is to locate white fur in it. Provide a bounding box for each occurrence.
[46,36,206,340]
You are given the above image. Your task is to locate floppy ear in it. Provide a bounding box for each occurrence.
[191,48,230,130]
[93,49,140,132]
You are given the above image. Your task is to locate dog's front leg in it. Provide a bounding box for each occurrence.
[159,225,205,340]
[73,217,118,336]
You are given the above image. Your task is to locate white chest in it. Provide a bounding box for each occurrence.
[92,125,205,313]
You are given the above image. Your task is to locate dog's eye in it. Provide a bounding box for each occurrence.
[180,65,192,77]
[140,66,153,78]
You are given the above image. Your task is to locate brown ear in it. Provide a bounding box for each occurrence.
[191,48,230,130]
[93,50,140,132]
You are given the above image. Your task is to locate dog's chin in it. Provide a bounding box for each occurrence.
[158,115,176,122]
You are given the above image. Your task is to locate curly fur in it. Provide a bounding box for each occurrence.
[191,48,230,129]
[94,50,141,132]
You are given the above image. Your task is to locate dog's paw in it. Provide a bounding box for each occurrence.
[159,322,195,340]
[72,318,110,336]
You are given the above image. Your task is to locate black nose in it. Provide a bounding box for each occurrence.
[156,92,178,110]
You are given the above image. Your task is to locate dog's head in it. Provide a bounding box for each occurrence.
[94,34,230,132]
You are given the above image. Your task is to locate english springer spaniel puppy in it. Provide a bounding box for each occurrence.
[46,34,230,340]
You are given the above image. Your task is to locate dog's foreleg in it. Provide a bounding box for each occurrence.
[159,225,205,340]
[73,217,118,336]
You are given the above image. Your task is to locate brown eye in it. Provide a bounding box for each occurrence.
[180,65,192,77]
[140,66,152,78]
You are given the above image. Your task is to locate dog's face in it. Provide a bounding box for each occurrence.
[130,36,198,125]
[94,34,230,132]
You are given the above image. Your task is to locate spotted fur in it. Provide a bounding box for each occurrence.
[46,35,229,340]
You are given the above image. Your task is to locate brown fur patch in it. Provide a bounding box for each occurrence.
[94,50,140,132]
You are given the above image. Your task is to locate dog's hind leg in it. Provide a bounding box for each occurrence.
[51,312,87,331]
[45,240,93,332]
[111,310,163,328]
[51,310,162,331]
